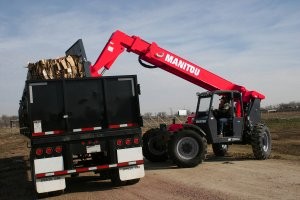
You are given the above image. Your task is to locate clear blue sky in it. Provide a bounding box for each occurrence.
[1,0,300,115]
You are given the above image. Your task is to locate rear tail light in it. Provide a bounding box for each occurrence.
[45,147,53,155]
[117,139,123,146]
[36,148,43,156]
[117,138,138,147]
[133,138,139,144]
[125,138,132,145]
[55,146,62,153]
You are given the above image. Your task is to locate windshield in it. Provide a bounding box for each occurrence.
[198,97,211,112]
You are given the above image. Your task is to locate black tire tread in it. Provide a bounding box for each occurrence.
[251,124,272,160]
[168,129,207,168]
[212,144,228,157]
[142,128,168,162]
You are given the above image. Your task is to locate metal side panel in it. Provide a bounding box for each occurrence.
[104,77,140,127]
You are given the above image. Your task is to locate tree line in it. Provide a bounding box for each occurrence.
[262,101,300,112]
[0,101,299,128]
[0,115,18,128]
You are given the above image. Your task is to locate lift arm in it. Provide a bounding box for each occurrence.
[90,30,265,102]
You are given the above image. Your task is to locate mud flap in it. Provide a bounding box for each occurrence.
[117,147,145,181]
[34,156,66,193]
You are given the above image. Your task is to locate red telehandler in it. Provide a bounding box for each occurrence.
[88,30,271,168]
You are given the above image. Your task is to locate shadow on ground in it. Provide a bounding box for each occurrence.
[0,153,257,199]
[0,156,34,200]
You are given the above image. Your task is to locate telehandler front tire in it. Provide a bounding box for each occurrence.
[251,124,272,159]
[142,128,169,162]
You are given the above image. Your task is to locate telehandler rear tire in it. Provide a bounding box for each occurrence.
[168,129,207,168]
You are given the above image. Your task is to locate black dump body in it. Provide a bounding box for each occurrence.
[19,75,142,140]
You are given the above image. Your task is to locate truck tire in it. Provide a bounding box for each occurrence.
[30,151,48,198]
[142,128,169,162]
[126,178,140,185]
[30,151,38,193]
[110,169,126,186]
[212,144,228,156]
[251,124,272,160]
[168,129,207,168]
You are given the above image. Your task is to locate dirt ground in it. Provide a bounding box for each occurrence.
[0,112,300,200]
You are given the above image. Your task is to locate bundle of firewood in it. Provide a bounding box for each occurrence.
[26,55,86,80]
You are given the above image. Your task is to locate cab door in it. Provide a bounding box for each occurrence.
[232,93,244,139]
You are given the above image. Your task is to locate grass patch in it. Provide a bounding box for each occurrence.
[263,118,300,132]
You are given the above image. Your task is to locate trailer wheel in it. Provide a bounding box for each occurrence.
[142,128,169,162]
[29,151,38,194]
[110,169,126,186]
[212,144,228,156]
[30,151,48,198]
[126,178,140,185]
[251,124,272,160]
[168,129,207,168]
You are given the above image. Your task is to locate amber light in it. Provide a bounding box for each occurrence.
[36,148,43,156]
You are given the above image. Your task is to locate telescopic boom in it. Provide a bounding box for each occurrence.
[90,30,265,102]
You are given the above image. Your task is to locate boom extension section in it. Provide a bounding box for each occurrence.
[90,30,264,102]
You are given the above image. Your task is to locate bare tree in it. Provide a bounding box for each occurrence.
[157,112,167,118]
[143,112,153,119]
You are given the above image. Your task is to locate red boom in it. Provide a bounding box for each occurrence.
[90,30,265,102]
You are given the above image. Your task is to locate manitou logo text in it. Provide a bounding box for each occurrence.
[165,54,200,76]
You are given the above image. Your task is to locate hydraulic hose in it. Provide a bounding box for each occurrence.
[138,56,157,69]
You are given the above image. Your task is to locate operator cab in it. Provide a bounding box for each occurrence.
[194,90,244,144]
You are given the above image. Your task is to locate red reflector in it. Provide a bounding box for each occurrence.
[133,138,139,144]
[55,146,62,153]
[46,147,53,155]
[125,138,132,145]
[117,139,123,146]
[82,127,94,131]
[36,148,43,156]
[109,124,119,129]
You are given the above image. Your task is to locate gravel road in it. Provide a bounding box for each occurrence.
[45,158,300,200]
[1,127,299,200]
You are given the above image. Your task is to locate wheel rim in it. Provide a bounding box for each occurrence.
[148,137,166,156]
[176,137,199,160]
[262,131,269,152]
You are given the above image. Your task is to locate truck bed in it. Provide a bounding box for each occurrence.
[19,75,142,139]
